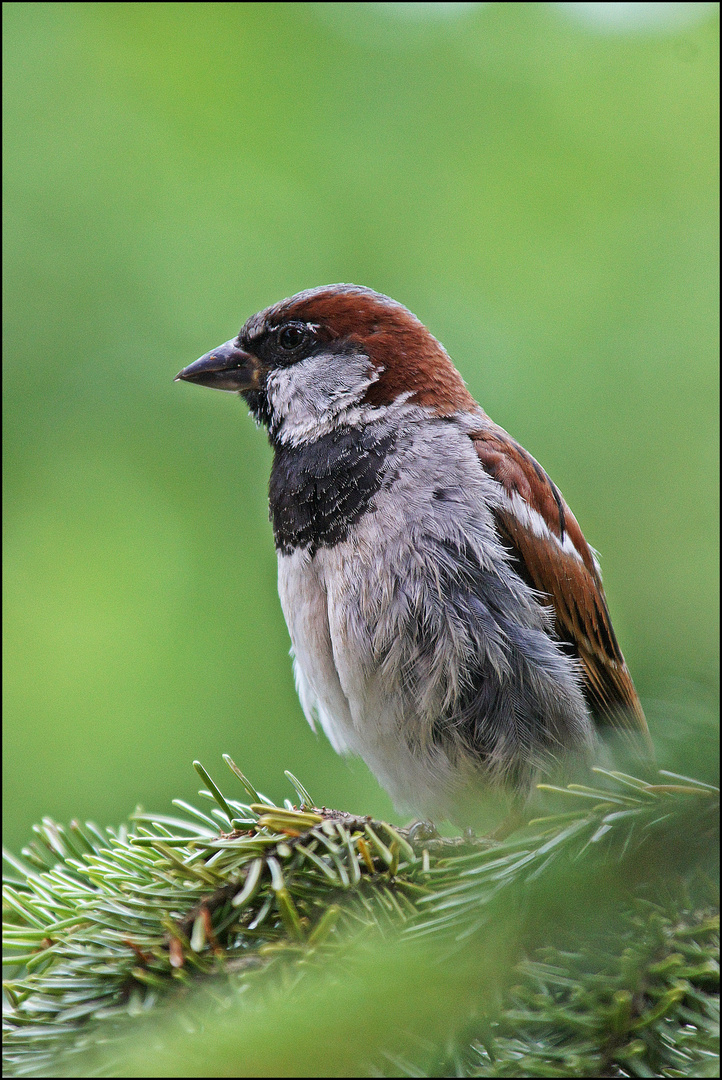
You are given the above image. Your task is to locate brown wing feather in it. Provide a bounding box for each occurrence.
[472,426,649,741]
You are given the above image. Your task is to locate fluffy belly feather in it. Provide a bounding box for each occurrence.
[276,419,593,824]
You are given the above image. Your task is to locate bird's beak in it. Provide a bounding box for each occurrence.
[175,340,263,393]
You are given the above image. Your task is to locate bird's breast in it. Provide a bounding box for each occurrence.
[268,425,397,557]
[272,416,506,755]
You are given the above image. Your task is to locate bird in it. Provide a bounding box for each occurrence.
[176,284,649,827]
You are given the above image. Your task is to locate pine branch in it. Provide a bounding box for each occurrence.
[3,752,719,1077]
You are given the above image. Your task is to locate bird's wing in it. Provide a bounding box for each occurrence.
[471,424,649,740]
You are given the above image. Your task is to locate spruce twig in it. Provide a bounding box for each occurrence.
[2,759,718,1078]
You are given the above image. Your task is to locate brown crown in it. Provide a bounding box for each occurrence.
[250,285,477,415]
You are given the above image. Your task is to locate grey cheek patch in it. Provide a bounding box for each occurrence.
[266,351,378,444]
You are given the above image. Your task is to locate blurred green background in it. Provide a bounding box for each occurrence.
[3,2,718,852]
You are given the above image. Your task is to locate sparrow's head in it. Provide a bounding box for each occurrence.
[176,285,475,444]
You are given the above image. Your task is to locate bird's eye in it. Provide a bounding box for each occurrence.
[278,324,306,351]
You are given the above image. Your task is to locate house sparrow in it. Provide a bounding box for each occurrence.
[176,285,649,825]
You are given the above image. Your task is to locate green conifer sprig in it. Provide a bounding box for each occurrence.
[2,756,719,1078]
